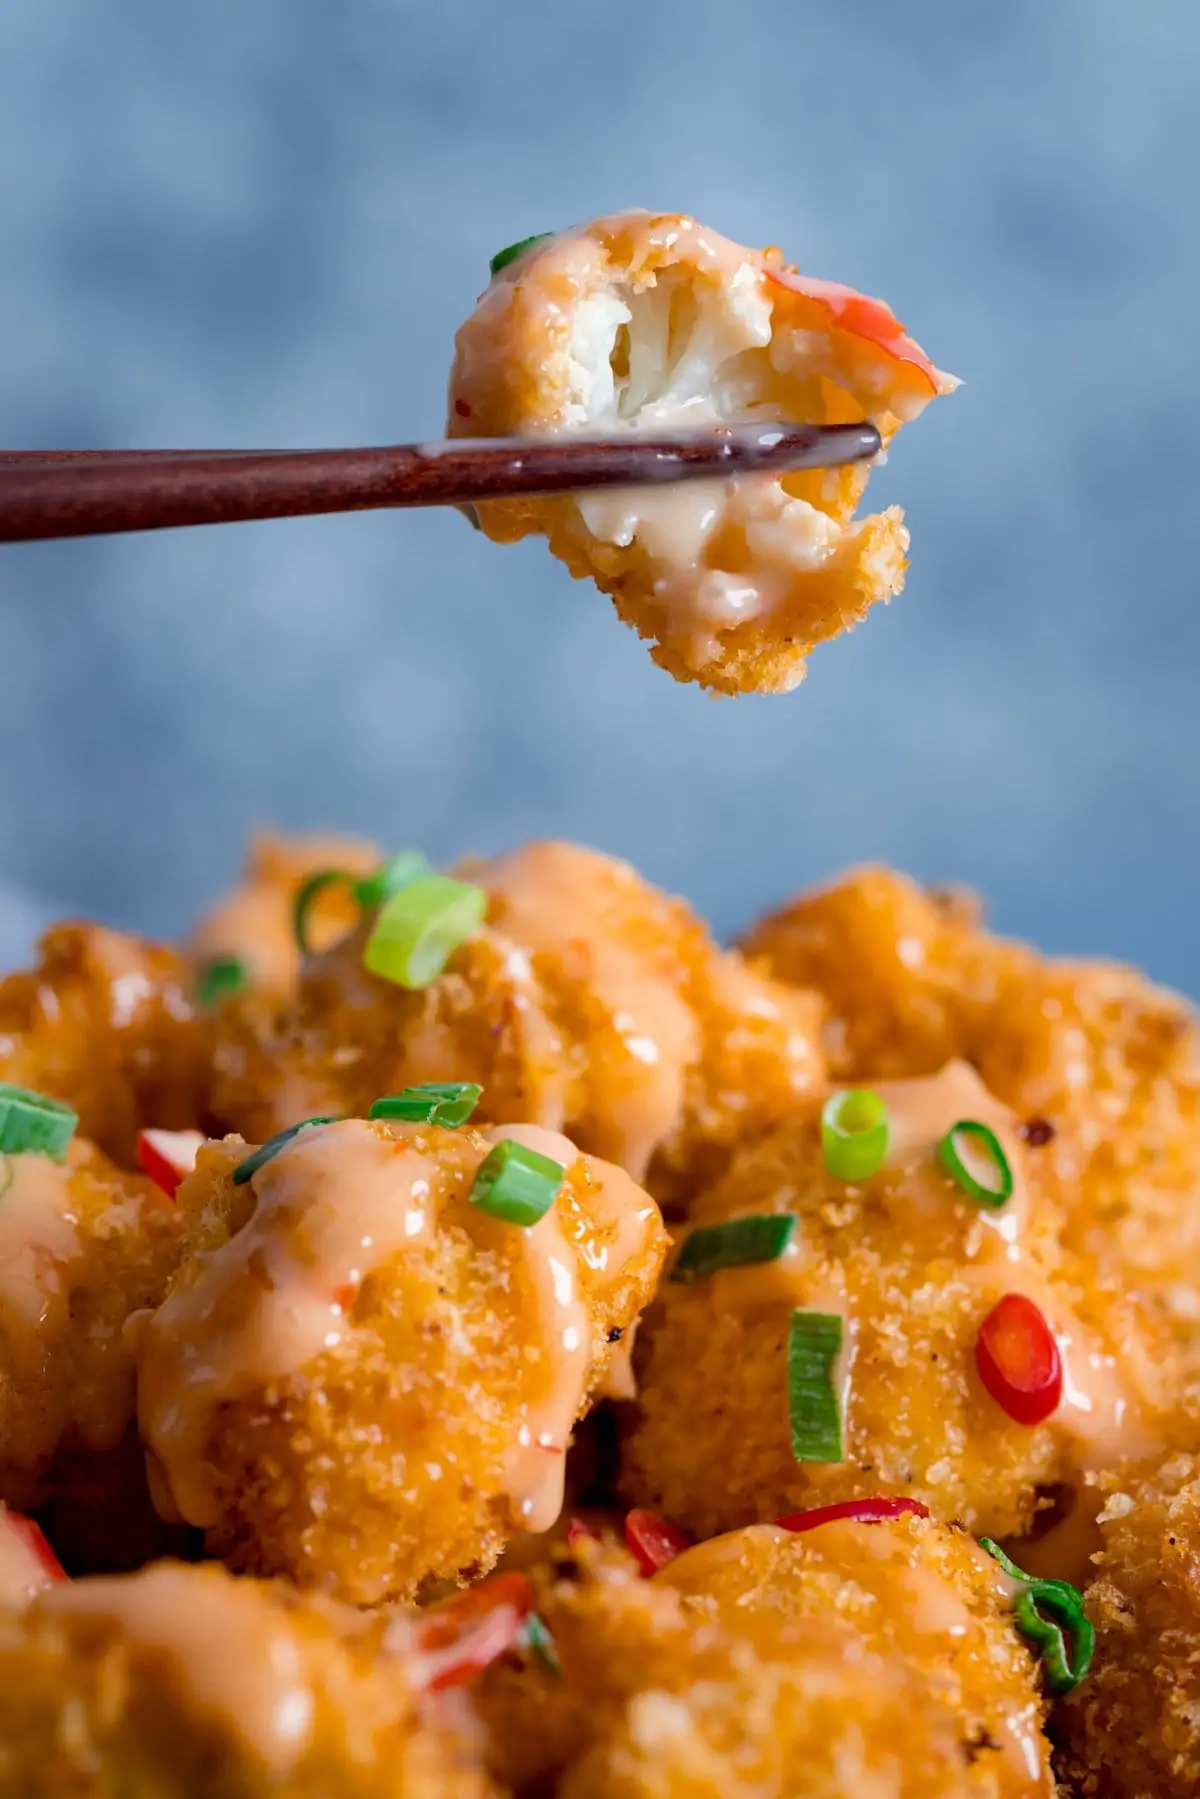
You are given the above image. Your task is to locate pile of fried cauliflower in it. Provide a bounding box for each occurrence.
[0,825,1194,1799]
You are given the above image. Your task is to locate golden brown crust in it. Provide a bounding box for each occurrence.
[0,1561,494,1799]
[137,1125,666,1604]
[1058,1454,1200,1799]
[0,922,206,1166]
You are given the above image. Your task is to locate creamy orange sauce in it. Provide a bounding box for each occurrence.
[42,1566,317,1771]
[0,1154,80,1328]
[486,1123,659,1529]
[478,843,699,1178]
[135,1120,438,1527]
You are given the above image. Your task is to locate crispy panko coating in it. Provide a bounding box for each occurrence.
[472,1527,1038,1799]
[190,830,381,999]
[742,865,1200,1303]
[0,1138,183,1511]
[1059,1453,1200,1799]
[622,1061,1174,1543]
[0,1559,495,1799]
[0,922,205,1166]
[208,839,825,1208]
[448,210,955,694]
[134,1116,667,1604]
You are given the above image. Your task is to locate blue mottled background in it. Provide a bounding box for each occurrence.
[1,1,1198,987]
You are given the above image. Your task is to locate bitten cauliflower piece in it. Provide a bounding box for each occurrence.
[0,1560,496,1799]
[0,1131,183,1511]
[622,1062,1177,1543]
[448,210,955,694]
[742,865,1200,1309]
[470,1520,1048,1799]
[190,830,381,1001]
[0,922,205,1167]
[1059,1453,1200,1799]
[207,840,825,1209]
[133,1114,667,1603]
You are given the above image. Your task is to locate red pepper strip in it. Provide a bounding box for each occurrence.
[136,1128,204,1200]
[411,1572,534,1692]
[765,266,944,393]
[0,1509,67,1601]
[776,1496,930,1533]
[565,1518,600,1549]
[624,1508,691,1576]
[975,1294,1063,1427]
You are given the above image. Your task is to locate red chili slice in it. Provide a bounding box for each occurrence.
[411,1572,534,1692]
[624,1508,691,1576]
[0,1509,67,1601]
[136,1128,204,1200]
[975,1293,1063,1427]
[565,1518,600,1549]
[775,1496,930,1533]
[764,266,943,393]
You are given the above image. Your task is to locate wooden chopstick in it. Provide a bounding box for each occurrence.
[0,423,880,544]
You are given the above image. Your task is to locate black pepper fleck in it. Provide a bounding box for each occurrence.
[1019,1116,1056,1147]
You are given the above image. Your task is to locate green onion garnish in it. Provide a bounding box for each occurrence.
[293,851,433,957]
[670,1215,796,1283]
[979,1538,1094,1694]
[468,1139,564,1227]
[363,875,487,991]
[354,851,433,911]
[489,233,553,277]
[0,1083,77,1162]
[938,1121,1014,1209]
[821,1089,889,1182]
[787,1310,844,1462]
[517,1611,561,1676]
[232,1116,340,1186]
[369,1083,483,1128]
[196,956,249,1009]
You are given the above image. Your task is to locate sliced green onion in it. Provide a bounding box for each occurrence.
[821,1089,889,1181]
[363,875,487,991]
[787,1310,844,1463]
[0,1084,77,1162]
[670,1214,796,1283]
[468,1138,564,1227]
[938,1121,1014,1209]
[293,851,433,957]
[196,956,249,1009]
[489,233,553,276]
[293,869,354,958]
[517,1611,561,1676]
[979,1538,1094,1694]
[353,851,432,911]
[369,1083,483,1128]
[232,1116,340,1186]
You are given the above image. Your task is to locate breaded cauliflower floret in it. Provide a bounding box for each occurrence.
[1058,1453,1200,1799]
[208,840,825,1208]
[134,1115,667,1603]
[190,830,381,1000]
[471,1526,1036,1799]
[448,210,955,694]
[622,1062,1174,1542]
[0,1136,182,1511]
[0,922,205,1167]
[742,865,1200,1303]
[0,1560,495,1799]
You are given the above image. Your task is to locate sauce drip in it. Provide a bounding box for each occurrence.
[0,1154,80,1328]
[135,1120,437,1527]
[486,1123,660,1530]
[42,1566,317,1771]
[478,843,699,1178]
